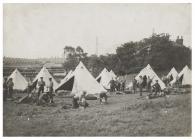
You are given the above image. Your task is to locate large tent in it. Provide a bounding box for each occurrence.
[96,68,114,90]
[7,69,28,90]
[178,65,191,85]
[55,62,106,96]
[33,67,58,91]
[135,64,166,90]
[167,67,178,84]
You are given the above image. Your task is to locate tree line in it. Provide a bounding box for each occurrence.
[63,33,191,77]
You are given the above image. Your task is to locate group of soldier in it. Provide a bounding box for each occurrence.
[109,78,126,92]
[3,74,162,108]
[162,74,180,87]
[132,75,161,96]
[35,77,54,105]
[3,76,55,105]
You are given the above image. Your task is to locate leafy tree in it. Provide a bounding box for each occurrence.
[63,33,191,76]
[63,46,88,72]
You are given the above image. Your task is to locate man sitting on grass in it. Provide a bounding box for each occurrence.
[99,92,108,104]
[152,80,161,96]
[78,91,89,109]
[72,95,79,109]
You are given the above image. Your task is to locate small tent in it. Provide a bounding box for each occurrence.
[135,64,166,90]
[96,68,113,90]
[7,69,28,90]
[55,62,106,96]
[178,65,191,85]
[33,67,58,91]
[167,67,178,84]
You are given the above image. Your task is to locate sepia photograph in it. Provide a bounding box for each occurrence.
[2,3,192,136]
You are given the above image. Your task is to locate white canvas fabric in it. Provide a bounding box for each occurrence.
[56,62,106,96]
[178,65,191,85]
[96,68,113,89]
[135,64,166,90]
[7,69,28,90]
[110,70,117,79]
[33,67,58,91]
[167,67,178,84]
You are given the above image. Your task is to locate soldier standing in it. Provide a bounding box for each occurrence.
[132,76,137,94]
[37,77,45,98]
[7,78,14,98]
[3,77,8,101]
[138,76,143,96]
[48,78,54,103]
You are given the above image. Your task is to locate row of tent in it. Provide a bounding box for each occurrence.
[7,67,59,91]
[167,65,192,86]
[7,62,191,97]
[6,62,117,95]
[96,68,117,90]
[135,64,166,89]
[135,64,191,90]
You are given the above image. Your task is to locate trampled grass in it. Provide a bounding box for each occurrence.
[3,92,191,136]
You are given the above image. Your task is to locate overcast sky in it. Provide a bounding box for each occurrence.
[3,3,191,58]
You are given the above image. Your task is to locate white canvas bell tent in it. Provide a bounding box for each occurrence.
[7,69,28,90]
[110,70,117,79]
[33,67,58,91]
[56,70,73,90]
[96,68,113,90]
[167,67,178,84]
[178,65,191,85]
[55,62,106,96]
[135,64,166,90]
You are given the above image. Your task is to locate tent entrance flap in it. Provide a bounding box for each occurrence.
[56,76,74,91]
[97,77,101,83]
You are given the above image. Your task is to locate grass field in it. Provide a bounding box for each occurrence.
[3,92,191,136]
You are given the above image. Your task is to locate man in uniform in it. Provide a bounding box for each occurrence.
[7,78,14,98]
[37,77,45,98]
[72,95,79,109]
[109,78,115,92]
[47,78,54,103]
[27,78,33,95]
[147,76,152,92]
[152,80,161,96]
[122,80,126,91]
[79,91,89,109]
[132,76,137,94]
[143,75,147,88]
[3,77,8,101]
[138,76,143,96]
[99,92,108,104]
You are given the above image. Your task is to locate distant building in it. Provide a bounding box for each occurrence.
[38,57,64,64]
[176,36,184,46]
[3,57,66,81]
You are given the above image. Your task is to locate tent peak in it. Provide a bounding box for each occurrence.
[184,65,190,70]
